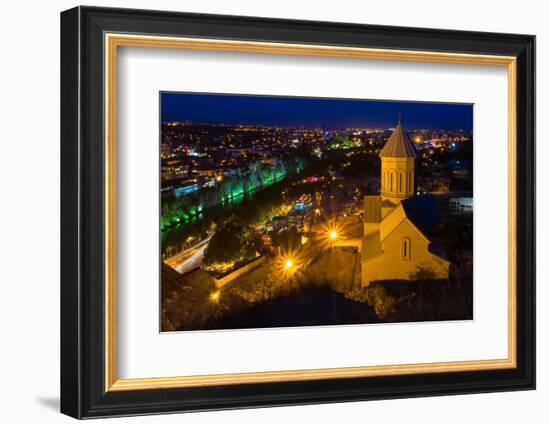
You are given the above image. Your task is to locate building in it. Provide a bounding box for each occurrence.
[161,158,188,181]
[449,197,473,216]
[361,118,450,286]
[174,181,200,197]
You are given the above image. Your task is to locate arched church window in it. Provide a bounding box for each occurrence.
[399,173,404,193]
[401,237,411,260]
[390,172,394,193]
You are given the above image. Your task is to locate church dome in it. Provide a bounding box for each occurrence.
[379,121,417,158]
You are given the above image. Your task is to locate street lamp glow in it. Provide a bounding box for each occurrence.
[209,291,220,303]
[329,230,338,240]
[284,259,294,269]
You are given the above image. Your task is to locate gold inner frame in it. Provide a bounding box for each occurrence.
[104,33,517,392]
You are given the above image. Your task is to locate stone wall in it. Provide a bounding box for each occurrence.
[213,256,266,288]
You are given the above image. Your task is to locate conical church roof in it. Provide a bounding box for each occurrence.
[379,121,417,158]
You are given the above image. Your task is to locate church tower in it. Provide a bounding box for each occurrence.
[379,115,417,204]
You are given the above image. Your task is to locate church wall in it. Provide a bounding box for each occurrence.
[362,219,449,286]
[364,222,379,236]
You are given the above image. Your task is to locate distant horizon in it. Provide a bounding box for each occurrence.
[161,119,472,132]
[161,92,473,131]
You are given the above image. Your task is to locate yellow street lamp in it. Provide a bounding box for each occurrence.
[329,230,338,240]
[209,290,220,303]
[279,253,300,276]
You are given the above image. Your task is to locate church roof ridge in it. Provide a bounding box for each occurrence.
[379,121,417,159]
[379,203,407,240]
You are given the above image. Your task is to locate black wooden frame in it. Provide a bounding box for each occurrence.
[60,6,536,419]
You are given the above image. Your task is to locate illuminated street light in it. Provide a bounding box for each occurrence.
[318,220,344,250]
[209,290,220,303]
[278,253,300,276]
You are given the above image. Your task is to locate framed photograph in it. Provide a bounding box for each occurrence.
[60,6,535,419]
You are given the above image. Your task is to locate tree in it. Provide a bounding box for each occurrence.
[271,226,301,254]
[203,221,257,268]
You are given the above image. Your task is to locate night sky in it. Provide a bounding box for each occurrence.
[161,92,473,130]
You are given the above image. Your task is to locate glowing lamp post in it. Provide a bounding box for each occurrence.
[280,254,299,278]
[325,228,339,251]
[209,290,220,303]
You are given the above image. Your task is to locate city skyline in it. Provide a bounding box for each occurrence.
[161,92,473,131]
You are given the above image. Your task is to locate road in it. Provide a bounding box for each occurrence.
[164,237,211,274]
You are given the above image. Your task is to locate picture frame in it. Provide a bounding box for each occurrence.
[60,5,535,419]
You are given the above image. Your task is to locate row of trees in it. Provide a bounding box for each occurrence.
[161,158,303,230]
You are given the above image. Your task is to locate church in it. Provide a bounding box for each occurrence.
[361,118,450,287]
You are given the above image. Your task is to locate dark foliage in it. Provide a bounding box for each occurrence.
[180,284,378,331]
[203,221,258,267]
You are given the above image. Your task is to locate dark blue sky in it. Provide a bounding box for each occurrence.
[161,92,472,130]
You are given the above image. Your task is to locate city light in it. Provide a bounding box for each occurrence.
[209,290,220,303]
[277,252,301,277]
[317,221,345,249]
